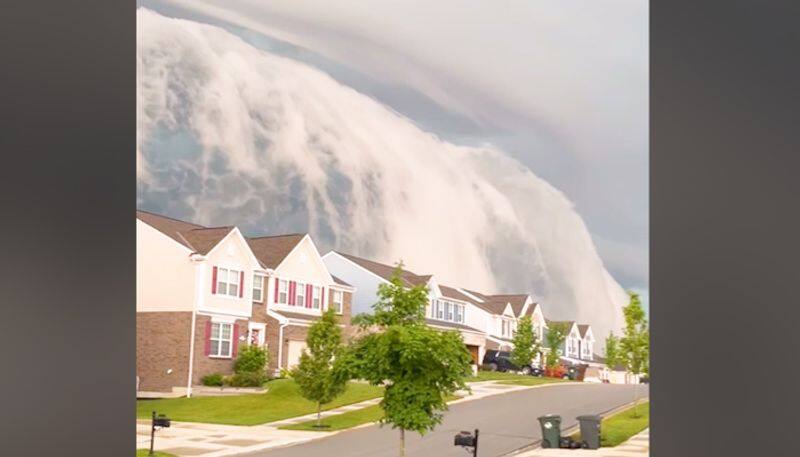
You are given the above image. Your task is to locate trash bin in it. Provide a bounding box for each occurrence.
[537,414,562,448]
[576,415,602,449]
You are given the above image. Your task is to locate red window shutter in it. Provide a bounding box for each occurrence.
[239,271,244,298]
[289,281,296,305]
[211,267,218,294]
[274,278,279,302]
[321,287,325,309]
[306,284,312,308]
[232,325,240,357]
[203,321,212,356]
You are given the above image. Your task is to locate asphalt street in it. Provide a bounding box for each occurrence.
[243,383,648,457]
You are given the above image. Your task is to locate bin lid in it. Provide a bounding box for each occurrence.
[576,415,601,421]
[538,414,561,420]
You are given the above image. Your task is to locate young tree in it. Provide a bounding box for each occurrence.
[349,264,472,457]
[292,307,349,427]
[618,291,650,416]
[544,322,568,370]
[603,332,621,382]
[509,315,541,372]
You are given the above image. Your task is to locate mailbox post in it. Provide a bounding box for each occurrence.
[454,429,479,457]
[150,411,171,456]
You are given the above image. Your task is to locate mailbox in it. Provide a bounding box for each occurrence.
[153,415,171,428]
[454,429,479,456]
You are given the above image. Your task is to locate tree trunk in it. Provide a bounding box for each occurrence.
[316,402,322,427]
[399,428,405,457]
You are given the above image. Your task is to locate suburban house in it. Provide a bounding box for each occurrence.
[136,210,267,396]
[322,251,489,366]
[457,290,547,354]
[246,234,355,375]
[136,210,354,396]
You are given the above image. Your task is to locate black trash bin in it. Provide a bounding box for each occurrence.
[576,415,602,449]
[537,414,562,448]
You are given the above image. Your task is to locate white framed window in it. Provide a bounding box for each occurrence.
[215,267,240,297]
[445,302,453,321]
[296,282,306,307]
[332,290,344,314]
[312,286,321,309]
[453,303,464,323]
[278,279,288,304]
[210,322,233,358]
[252,275,264,302]
[436,300,444,319]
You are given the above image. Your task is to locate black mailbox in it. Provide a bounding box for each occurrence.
[454,431,475,447]
[153,415,171,428]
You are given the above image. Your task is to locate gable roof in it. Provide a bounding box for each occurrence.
[334,252,431,288]
[181,226,236,255]
[438,285,477,303]
[578,324,592,338]
[460,289,532,317]
[332,275,352,287]
[246,234,306,269]
[489,294,529,316]
[137,209,204,250]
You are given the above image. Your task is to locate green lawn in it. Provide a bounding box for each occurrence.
[136,450,176,457]
[571,401,649,447]
[136,379,384,425]
[468,370,568,386]
[281,395,460,432]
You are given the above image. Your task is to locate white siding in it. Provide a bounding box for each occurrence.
[136,219,195,312]
[323,253,386,316]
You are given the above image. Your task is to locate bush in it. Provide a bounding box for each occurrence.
[201,373,224,387]
[234,344,268,375]
[544,366,567,378]
[228,371,267,387]
[279,367,293,379]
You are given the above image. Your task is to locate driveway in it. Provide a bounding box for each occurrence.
[241,383,647,457]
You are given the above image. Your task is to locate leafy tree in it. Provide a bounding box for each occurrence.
[617,291,650,416]
[292,307,349,427]
[544,322,568,369]
[349,264,472,457]
[509,315,541,370]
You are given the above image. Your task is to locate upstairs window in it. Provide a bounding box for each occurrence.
[296,282,306,307]
[444,302,453,321]
[252,275,264,302]
[312,286,321,309]
[453,303,464,323]
[332,290,344,314]
[215,267,240,297]
[278,279,288,304]
[435,300,444,319]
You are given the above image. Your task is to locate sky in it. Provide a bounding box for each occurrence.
[136,1,649,322]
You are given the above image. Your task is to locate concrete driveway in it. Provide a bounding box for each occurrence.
[240,383,647,457]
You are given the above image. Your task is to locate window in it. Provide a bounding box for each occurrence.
[296,282,306,307]
[312,286,321,309]
[278,279,288,304]
[454,304,464,323]
[435,300,444,319]
[444,302,453,321]
[210,322,233,357]
[252,275,264,302]
[332,290,344,314]
[215,267,240,297]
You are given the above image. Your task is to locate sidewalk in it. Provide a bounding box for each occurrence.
[138,380,566,456]
[514,428,649,456]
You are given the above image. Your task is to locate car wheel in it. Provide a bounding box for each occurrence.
[521,366,531,375]
[489,363,498,372]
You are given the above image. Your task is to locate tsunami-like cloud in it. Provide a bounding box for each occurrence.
[137,8,628,340]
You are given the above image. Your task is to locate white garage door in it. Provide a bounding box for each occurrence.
[286,340,308,369]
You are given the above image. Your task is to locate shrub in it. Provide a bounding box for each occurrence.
[228,371,267,387]
[234,344,268,375]
[201,373,224,387]
[544,366,566,378]
[279,367,293,379]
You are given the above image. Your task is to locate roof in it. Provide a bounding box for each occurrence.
[180,226,236,255]
[578,324,592,338]
[335,252,431,288]
[547,320,576,332]
[272,310,322,322]
[137,209,204,250]
[246,234,306,269]
[424,318,483,333]
[488,294,528,316]
[438,285,478,303]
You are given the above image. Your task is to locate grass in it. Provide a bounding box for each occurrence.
[136,450,177,457]
[468,370,569,386]
[570,401,650,447]
[136,378,384,425]
[281,395,460,432]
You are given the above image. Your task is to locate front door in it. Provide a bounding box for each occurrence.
[466,345,480,365]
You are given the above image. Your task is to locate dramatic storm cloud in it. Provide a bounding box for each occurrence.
[137,8,629,338]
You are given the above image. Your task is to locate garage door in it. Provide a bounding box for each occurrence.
[286,340,308,369]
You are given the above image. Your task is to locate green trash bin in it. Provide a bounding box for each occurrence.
[576,415,602,449]
[537,414,562,448]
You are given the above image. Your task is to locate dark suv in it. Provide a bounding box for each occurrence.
[482,350,543,376]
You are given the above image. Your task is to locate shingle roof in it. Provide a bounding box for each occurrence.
[424,318,483,333]
[335,252,431,288]
[137,209,204,250]
[180,226,236,255]
[246,234,306,269]
[438,285,477,303]
[488,294,529,316]
[578,324,591,338]
[332,275,352,287]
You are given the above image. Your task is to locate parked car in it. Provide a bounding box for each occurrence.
[482,350,543,376]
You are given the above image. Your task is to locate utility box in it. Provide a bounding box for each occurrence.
[576,415,601,449]
[537,414,562,448]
